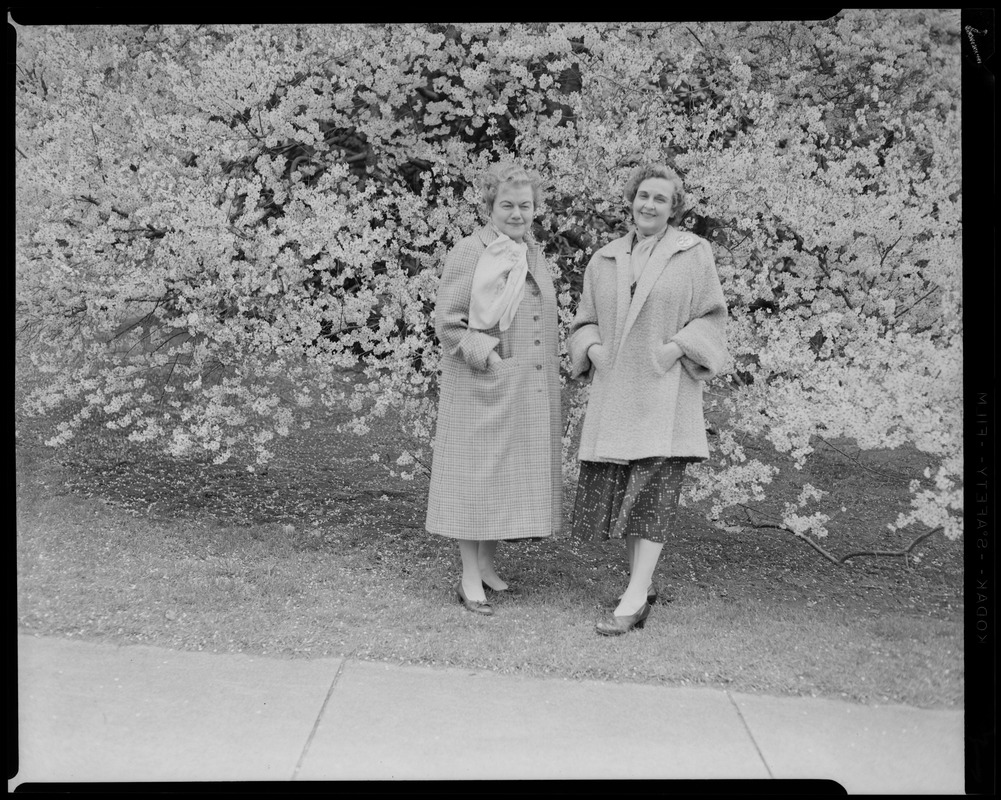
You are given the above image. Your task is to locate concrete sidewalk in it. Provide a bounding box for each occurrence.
[12,633,964,790]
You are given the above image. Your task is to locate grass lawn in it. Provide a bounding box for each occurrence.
[15,381,963,709]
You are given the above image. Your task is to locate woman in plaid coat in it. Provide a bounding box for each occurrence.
[425,163,563,616]
[568,163,729,635]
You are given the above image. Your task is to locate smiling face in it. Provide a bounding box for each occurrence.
[631,177,675,237]
[489,182,535,242]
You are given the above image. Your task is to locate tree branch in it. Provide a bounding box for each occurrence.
[108,301,163,344]
[157,357,179,403]
[411,453,431,477]
[879,235,903,268]
[840,528,943,564]
[150,328,193,356]
[737,504,944,567]
[685,25,707,51]
[896,285,940,320]
[744,520,842,564]
[816,436,912,481]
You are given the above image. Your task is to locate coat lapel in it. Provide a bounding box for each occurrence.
[475,225,495,248]
[617,226,684,355]
[526,235,542,280]
[594,235,634,353]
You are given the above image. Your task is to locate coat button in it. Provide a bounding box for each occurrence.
[534,339,541,345]
[533,315,540,321]
[536,364,542,370]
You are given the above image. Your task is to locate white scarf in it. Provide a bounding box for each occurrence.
[468,230,530,331]
[630,226,670,284]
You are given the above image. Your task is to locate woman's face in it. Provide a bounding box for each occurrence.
[632,177,675,236]
[489,182,535,242]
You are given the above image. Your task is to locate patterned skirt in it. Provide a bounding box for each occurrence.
[572,457,695,544]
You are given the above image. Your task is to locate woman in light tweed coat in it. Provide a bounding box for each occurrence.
[569,163,729,635]
[426,163,563,616]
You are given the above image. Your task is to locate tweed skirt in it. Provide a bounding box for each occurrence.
[572,457,695,543]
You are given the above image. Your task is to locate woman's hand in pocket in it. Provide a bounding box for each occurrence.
[656,341,684,373]
[587,343,607,371]
[486,350,503,368]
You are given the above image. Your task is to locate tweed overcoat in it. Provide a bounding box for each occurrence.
[568,227,729,463]
[425,225,563,540]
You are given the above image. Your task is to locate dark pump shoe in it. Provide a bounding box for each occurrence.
[596,601,651,636]
[457,582,494,616]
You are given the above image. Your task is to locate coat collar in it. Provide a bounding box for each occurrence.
[474,224,496,247]
[595,232,634,258]
[474,224,541,271]
[600,226,697,355]
[596,226,699,258]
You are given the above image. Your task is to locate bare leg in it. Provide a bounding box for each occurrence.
[614,537,663,616]
[478,540,508,590]
[458,539,487,602]
[618,535,643,600]
[626,534,638,573]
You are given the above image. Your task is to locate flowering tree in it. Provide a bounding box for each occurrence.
[15,13,962,547]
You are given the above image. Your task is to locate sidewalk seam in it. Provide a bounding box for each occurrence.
[726,690,774,779]
[291,655,351,780]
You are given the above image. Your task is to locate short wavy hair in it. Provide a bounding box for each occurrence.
[622,163,686,225]
[478,162,544,216]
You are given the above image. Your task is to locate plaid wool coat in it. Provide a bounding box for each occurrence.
[425,225,563,540]
[568,227,729,462]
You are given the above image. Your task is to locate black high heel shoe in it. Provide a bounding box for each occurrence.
[596,601,651,636]
[457,582,494,616]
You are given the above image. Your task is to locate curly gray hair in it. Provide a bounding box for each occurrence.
[622,163,686,225]
[478,162,544,216]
